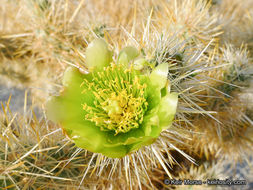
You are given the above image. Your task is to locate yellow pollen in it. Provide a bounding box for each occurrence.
[81,65,148,135]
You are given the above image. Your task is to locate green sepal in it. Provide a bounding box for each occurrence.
[149,63,169,90]
[157,92,178,130]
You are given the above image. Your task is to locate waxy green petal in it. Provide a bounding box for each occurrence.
[73,131,128,158]
[100,145,128,158]
[105,127,145,146]
[118,46,139,67]
[65,122,105,152]
[157,92,178,130]
[142,114,159,136]
[128,137,156,153]
[46,67,94,123]
[62,67,95,107]
[46,96,65,123]
[133,58,148,71]
[150,63,169,90]
[145,85,161,112]
[62,67,83,87]
[85,38,112,70]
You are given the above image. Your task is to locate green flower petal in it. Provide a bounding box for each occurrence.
[157,92,178,130]
[133,58,147,71]
[63,120,130,158]
[71,130,128,158]
[46,96,65,123]
[64,122,106,151]
[149,63,168,90]
[149,123,161,137]
[100,145,128,158]
[65,122,130,158]
[46,67,94,123]
[62,67,83,87]
[142,114,159,136]
[118,46,139,67]
[146,85,161,112]
[46,94,83,124]
[104,135,156,156]
[128,137,156,153]
[85,38,112,70]
[105,127,145,146]
[139,73,162,112]
[63,118,131,158]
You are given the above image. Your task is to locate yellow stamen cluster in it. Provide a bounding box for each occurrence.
[81,64,148,135]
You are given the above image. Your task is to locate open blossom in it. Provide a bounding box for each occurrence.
[46,39,178,158]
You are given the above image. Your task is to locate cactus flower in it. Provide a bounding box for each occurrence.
[46,39,178,158]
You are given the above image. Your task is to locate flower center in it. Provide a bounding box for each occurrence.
[81,64,148,135]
